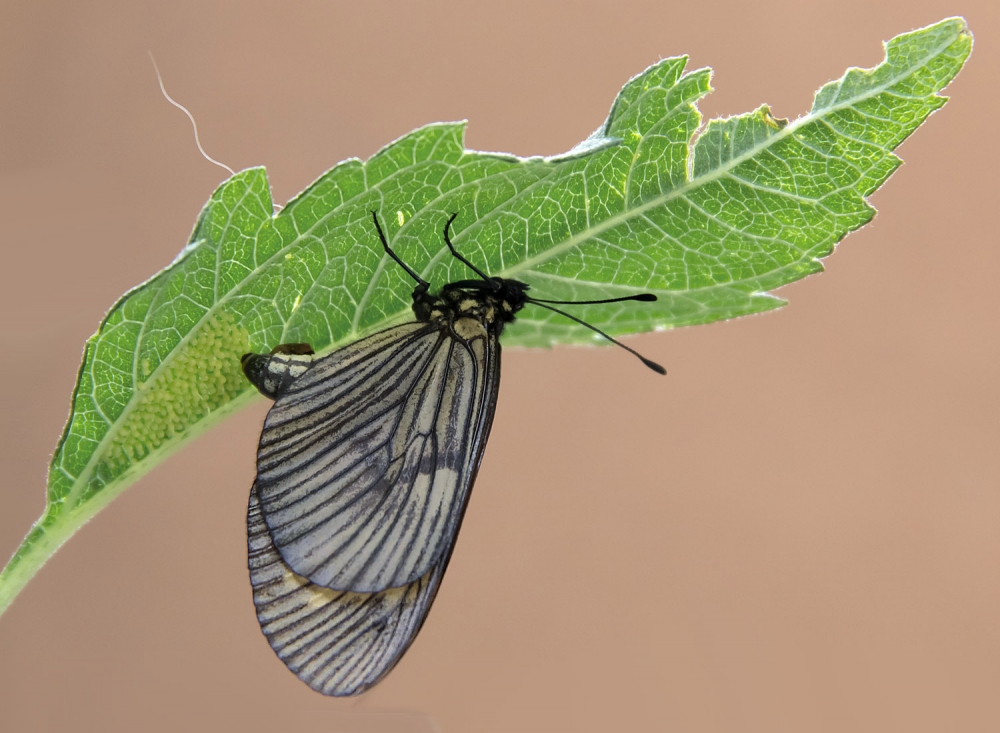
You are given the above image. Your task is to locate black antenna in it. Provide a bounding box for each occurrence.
[373,210,664,375]
[371,211,429,290]
[526,299,666,375]
[529,293,658,305]
[442,212,499,288]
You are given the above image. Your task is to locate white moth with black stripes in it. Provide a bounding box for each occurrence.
[241,212,664,695]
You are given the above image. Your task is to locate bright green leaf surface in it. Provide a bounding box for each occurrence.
[0,18,972,615]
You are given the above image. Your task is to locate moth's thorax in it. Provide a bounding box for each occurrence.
[413,277,529,339]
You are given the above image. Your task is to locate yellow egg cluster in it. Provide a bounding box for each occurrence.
[102,312,250,474]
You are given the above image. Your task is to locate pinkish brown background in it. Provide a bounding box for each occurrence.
[1,2,997,732]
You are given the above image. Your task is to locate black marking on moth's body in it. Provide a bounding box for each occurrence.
[240,212,663,697]
[240,343,314,399]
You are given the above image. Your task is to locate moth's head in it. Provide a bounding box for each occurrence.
[492,277,530,314]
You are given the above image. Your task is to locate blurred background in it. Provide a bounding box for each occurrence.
[0,2,996,731]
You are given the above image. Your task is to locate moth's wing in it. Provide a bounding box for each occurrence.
[248,484,446,696]
[255,321,501,592]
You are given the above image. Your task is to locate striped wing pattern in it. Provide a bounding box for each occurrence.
[248,485,447,696]
[249,319,502,694]
[255,321,497,592]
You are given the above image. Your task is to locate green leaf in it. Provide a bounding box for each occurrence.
[0,18,972,615]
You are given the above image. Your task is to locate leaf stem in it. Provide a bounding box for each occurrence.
[0,386,262,619]
[0,493,114,618]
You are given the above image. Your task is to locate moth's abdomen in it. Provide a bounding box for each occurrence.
[242,351,314,400]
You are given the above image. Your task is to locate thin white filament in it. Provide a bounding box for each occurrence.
[147,51,236,177]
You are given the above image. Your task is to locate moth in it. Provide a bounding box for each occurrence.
[241,212,663,695]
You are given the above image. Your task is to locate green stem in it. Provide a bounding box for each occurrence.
[0,489,118,619]
[0,389,260,619]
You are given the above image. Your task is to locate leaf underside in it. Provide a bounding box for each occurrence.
[0,18,972,612]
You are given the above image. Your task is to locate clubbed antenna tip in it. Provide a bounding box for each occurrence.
[641,357,667,375]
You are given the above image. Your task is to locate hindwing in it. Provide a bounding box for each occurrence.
[247,484,447,696]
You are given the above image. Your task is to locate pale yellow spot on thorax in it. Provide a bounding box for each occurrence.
[453,317,487,340]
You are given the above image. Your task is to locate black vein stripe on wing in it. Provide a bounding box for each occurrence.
[255,320,499,593]
[257,322,442,463]
[248,484,447,697]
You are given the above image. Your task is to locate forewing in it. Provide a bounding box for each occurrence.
[248,485,445,696]
[255,321,500,592]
